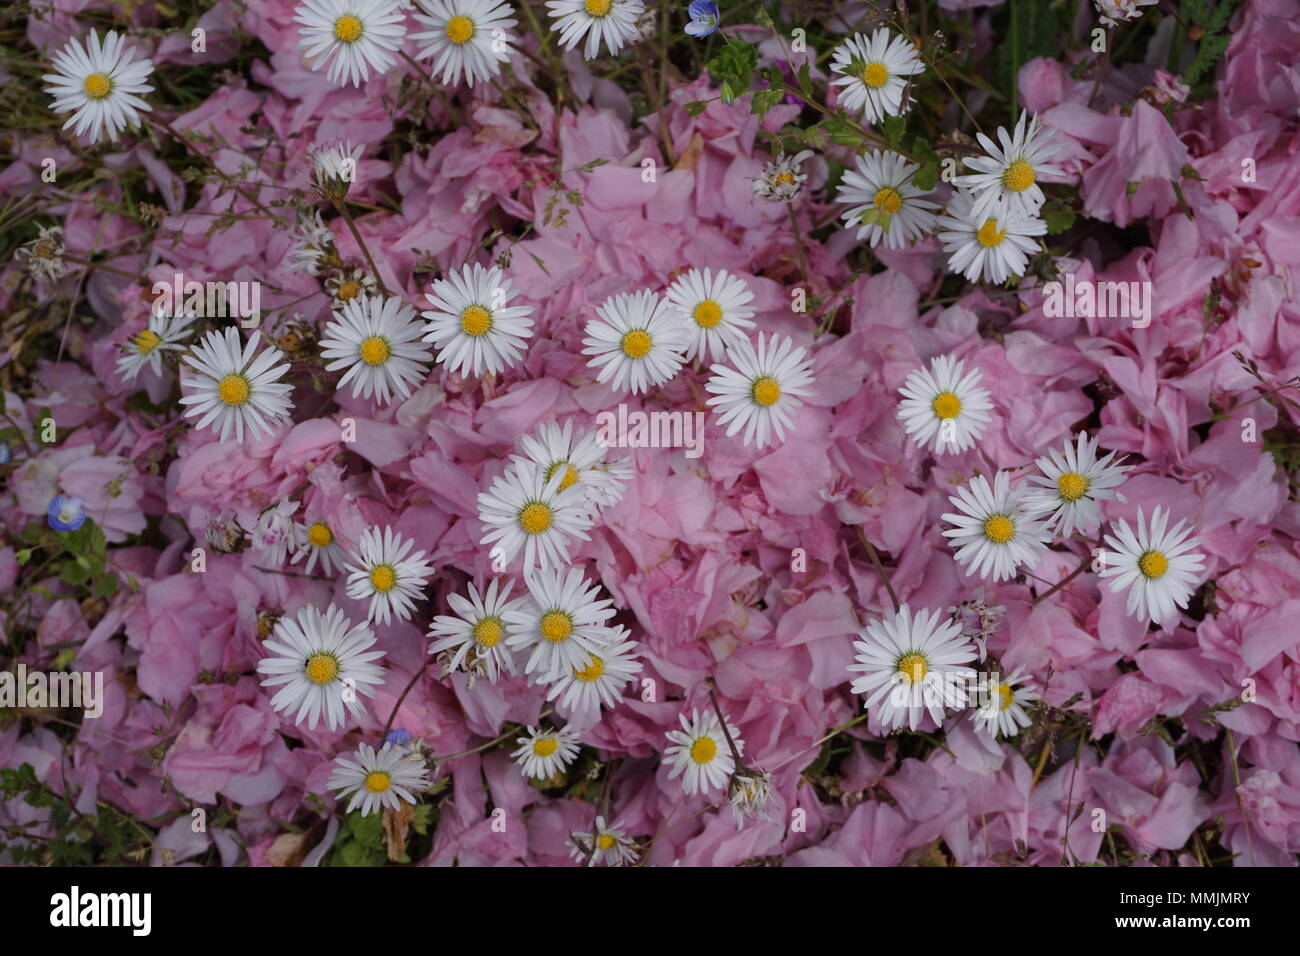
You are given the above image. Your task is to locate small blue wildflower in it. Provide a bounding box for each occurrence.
[685,0,719,37]
[0,442,10,465]
[47,494,86,532]
[385,728,412,748]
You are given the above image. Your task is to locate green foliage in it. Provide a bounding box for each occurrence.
[1182,0,1243,87]
[706,37,758,103]
[0,763,152,865]
[329,810,387,867]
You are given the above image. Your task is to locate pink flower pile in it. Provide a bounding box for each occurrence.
[1,0,1298,867]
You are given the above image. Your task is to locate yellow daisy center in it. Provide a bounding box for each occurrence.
[861,62,889,88]
[359,335,390,366]
[546,460,580,491]
[217,374,250,406]
[304,652,339,685]
[335,278,363,302]
[977,219,1007,248]
[585,0,612,16]
[363,770,391,793]
[445,15,475,44]
[751,376,781,407]
[621,329,652,359]
[1057,472,1090,502]
[873,186,903,214]
[460,304,492,336]
[83,72,112,99]
[307,522,334,547]
[932,391,961,419]
[984,515,1015,544]
[897,652,928,684]
[519,502,552,535]
[689,737,717,763]
[1139,550,1168,579]
[996,683,1014,711]
[532,737,558,756]
[540,611,572,643]
[334,14,364,43]
[693,300,723,328]
[133,329,163,354]
[596,833,616,850]
[573,655,604,682]
[370,564,397,593]
[473,617,503,648]
[775,172,795,185]
[1003,160,1037,193]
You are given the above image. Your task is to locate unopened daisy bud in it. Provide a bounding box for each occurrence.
[310,141,364,202]
[753,150,815,203]
[728,767,774,829]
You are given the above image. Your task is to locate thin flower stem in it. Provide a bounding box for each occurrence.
[332,199,392,298]
[855,526,901,612]
[786,202,812,286]
[1031,530,1104,606]
[706,685,744,765]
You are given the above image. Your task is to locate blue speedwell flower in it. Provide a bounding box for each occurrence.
[685,0,720,37]
[48,494,86,532]
[0,441,10,465]
[385,728,412,748]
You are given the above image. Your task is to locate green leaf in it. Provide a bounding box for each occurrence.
[749,87,784,117]
[14,548,32,566]
[881,115,907,149]
[1044,208,1076,233]
[92,573,119,598]
[684,100,710,117]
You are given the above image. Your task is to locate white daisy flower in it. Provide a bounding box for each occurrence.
[511,725,580,779]
[828,29,924,125]
[422,263,535,377]
[296,0,406,88]
[411,0,516,87]
[116,310,195,383]
[427,577,525,681]
[937,190,1046,285]
[286,211,337,275]
[569,815,638,866]
[477,460,593,573]
[1098,507,1206,626]
[835,149,940,249]
[896,353,993,454]
[973,665,1040,739]
[1094,0,1158,28]
[15,226,67,283]
[705,333,816,449]
[515,419,610,507]
[728,768,774,829]
[664,267,756,362]
[954,112,1064,218]
[848,604,978,733]
[582,289,688,396]
[664,707,741,796]
[319,294,432,405]
[544,625,642,718]
[179,328,294,443]
[43,31,154,145]
[503,566,616,682]
[343,525,435,626]
[941,471,1050,582]
[256,604,386,731]
[1022,431,1131,537]
[327,742,429,817]
[545,0,643,60]
[752,150,814,203]
[250,500,306,568]
[325,267,377,308]
[293,518,349,575]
